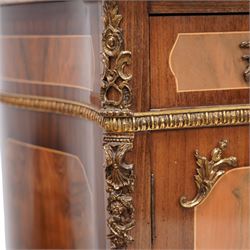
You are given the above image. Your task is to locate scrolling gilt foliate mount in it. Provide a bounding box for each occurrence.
[240,41,250,83]
[0,1,250,249]
[180,139,238,208]
[101,1,135,249]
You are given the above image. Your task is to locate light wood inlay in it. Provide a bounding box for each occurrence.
[151,126,249,249]
[2,139,95,249]
[170,32,250,92]
[150,14,249,109]
[195,167,250,250]
[1,36,95,91]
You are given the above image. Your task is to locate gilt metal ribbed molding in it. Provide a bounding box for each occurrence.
[104,106,250,132]
[1,92,250,133]
[0,93,250,132]
[0,93,103,125]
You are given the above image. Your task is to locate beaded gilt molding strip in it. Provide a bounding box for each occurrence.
[1,92,250,133]
[0,92,103,125]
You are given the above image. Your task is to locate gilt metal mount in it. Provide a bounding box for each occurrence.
[240,41,250,83]
[101,1,135,248]
[180,139,238,208]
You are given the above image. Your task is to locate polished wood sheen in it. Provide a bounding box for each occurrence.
[0,1,102,107]
[1,105,106,249]
[3,139,93,249]
[151,126,250,249]
[1,36,95,90]
[169,32,250,91]
[149,1,250,14]
[0,1,105,249]
[195,167,250,249]
[150,14,249,108]
[119,1,250,249]
[119,1,151,249]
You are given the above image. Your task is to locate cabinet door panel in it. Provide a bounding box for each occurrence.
[151,126,250,249]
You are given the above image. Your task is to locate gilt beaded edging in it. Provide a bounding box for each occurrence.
[103,106,250,132]
[0,92,103,125]
[0,92,250,133]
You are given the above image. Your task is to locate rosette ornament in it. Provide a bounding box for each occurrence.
[101,1,132,110]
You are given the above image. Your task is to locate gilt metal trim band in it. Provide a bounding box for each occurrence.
[1,92,250,132]
[0,92,103,125]
[104,105,250,132]
[180,139,238,208]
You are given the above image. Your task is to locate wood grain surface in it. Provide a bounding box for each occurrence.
[1,36,96,91]
[119,1,152,249]
[150,14,249,108]
[0,1,102,107]
[150,6,250,249]
[1,105,106,249]
[2,139,94,249]
[0,1,96,35]
[149,1,250,14]
[151,126,250,249]
[169,32,250,92]
[195,167,250,249]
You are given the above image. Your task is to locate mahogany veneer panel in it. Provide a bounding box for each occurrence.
[1,36,95,90]
[195,167,250,249]
[0,0,101,106]
[1,105,106,249]
[151,126,250,249]
[149,1,249,14]
[119,2,152,249]
[0,1,100,35]
[3,139,93,249]
[150,14,249,108]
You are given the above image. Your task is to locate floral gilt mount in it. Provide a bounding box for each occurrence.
[180,139,238,208]
[101,1,132,111]
[101,1,135,249]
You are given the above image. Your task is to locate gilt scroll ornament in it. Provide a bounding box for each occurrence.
[101,1,135,249]
[180,139,238,208]
[101,1,132,111]
[104,134,135,249]
[240,41,250,83]
[0,92,249,133]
